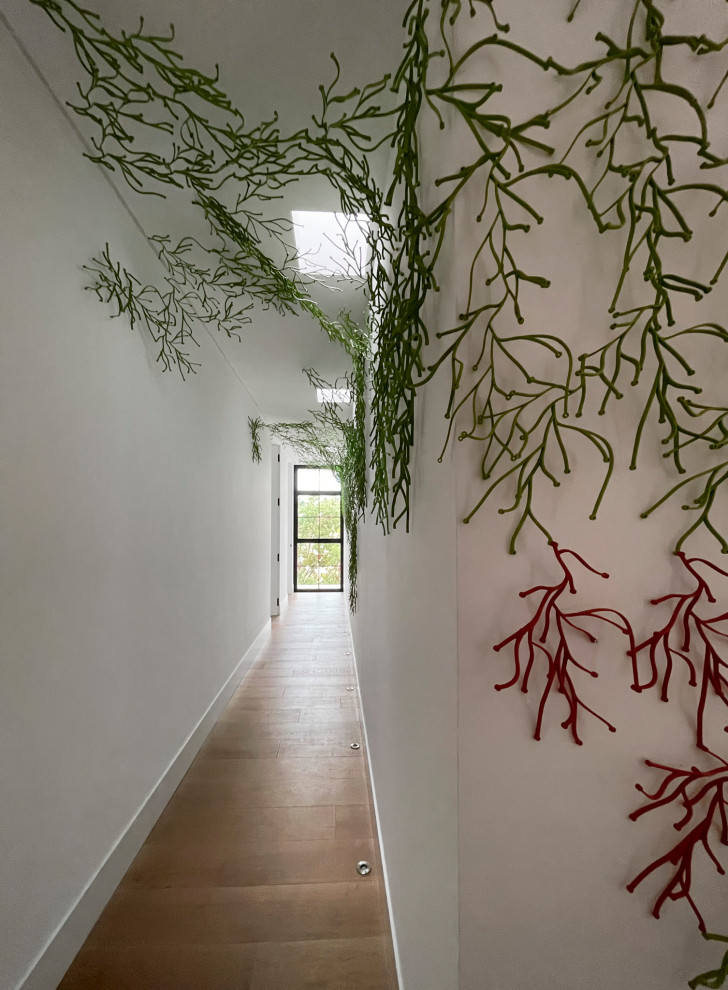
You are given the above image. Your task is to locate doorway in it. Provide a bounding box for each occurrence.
[293,465,343,593]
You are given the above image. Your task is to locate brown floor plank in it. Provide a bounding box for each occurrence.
[122,838,377,889]
[230,684,288,698]
[335,805,376,840]
[215,707,302,724]
[299,708,361,723]
[85,883,384,946]
[58,945,257,990]
[148,805,338,845]
[249,936,390,990]
[181,755,365,780]
[277,740,363,758]
[227,695,348,710]
[209,723,361,745]
[168,774,369,808]
[255,663,354,675]
[197,736,281,759]
[282,685,355,697]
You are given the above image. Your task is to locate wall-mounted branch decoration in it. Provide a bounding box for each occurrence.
[633,552,728,755]
[85,237,261,376]
[493,542,636,744]
[642,459,728,558]
[690,932,728,989]
[425,0,728,552]
[248,417,263,464]
[34,0,728,552]
[85,244,201,377]
[628,756,728,933]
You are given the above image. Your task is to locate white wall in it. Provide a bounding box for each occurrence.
[0,21,271,990]
[349,363,460,990]
[353,3,728,989]
[348,36,462,989]
[451,3,728,989]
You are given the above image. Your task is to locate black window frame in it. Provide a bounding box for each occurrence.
[293,465,344,593]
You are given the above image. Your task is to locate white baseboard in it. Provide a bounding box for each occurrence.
[348,633,404,990]
[18,619,271,990]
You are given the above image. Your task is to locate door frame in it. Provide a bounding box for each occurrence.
[270,444,281,615]
[293,465,344,593]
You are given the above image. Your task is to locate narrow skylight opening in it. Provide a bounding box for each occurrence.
[292,211,369,278]
[316,388,351,405]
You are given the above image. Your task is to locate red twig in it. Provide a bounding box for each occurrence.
[628,757,728,932]
[634,552,728,754]
[493,542,637,745]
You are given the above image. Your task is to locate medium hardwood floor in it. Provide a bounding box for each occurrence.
[59,593,398,989]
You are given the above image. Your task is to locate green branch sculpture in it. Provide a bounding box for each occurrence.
[248,417,263,464]
[691,933,728,989]
[35,0,728,554]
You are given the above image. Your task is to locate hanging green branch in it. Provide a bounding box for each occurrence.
[85,235,265,376]
[288,0,449,532]
[152,235,254,343]
[267,420,340,467]
[29,0,293,202]
[365,0,440,532]
[557,2,728,551]
[690,933,728,989]
[38,0,728,559]
[32,0,446,533]
[85,243,201,376]
[413,8,613,548]
[248,416,263,464]
[32,0,381,374]
[642,460,728,555]
[193,192,369,352]
[416,0,728,552]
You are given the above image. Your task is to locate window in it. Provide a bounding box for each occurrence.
[294,466,343,592]
[291,211,369,278]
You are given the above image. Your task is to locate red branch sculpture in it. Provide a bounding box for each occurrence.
[493,542,637,745]
[628,757,728,932]
[633,553,728,754]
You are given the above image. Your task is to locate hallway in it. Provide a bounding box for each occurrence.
[58,594,398,989]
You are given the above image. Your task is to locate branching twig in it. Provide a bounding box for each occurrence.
[690,933,728,989]
[628,756,728,933]
[85,244,201,377]
[634,552,728,754]
[38,0,728,560]
[493,541,636,743]
[248,416,263,464]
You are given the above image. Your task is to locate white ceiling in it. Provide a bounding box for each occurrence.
[3,0,409,420]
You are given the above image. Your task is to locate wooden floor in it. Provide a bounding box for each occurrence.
[59,593,398,989]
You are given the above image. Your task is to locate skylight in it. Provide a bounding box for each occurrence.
[316,388,351,405]
[292,211,369,278]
